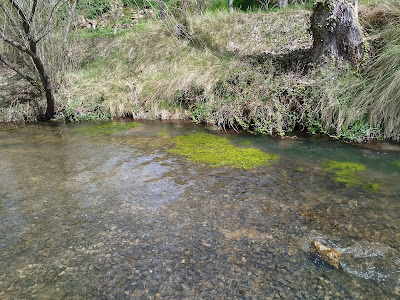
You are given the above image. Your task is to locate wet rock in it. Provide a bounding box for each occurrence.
[310,240,341,269]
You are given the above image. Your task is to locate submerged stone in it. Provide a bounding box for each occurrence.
[321,160,379,190]
[77,121,142,135]
[310,240,341,269]
[168,132,279,170]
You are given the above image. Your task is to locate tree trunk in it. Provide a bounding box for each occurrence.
[63,0,77,50]
[229,0,233,13]
[31,54,55,120]
[349,0,358,17]
[114,0,121,35]
[310,0,364,65]
[277,0,288,8]
[158,0,165,20]
[199,0,204,14]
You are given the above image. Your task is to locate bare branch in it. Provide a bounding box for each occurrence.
[29,0,38,24]
[8,0,27,21]
[0,31,32,55]
[0,52,37,87]
[35,0,69,42]
[35,24,57,43]
[8,0,30,35]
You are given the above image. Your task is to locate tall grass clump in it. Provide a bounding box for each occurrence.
[349,0,400,140]
[307,0,400,141]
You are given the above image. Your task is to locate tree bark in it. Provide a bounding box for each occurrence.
[228,0,233,13]
[277,0,288,8]
[31,54,55,120]
[310,0,364,65]
[158,0,165,20]
[199,0,204,14]
[349,0,358,17]
[63,0,78,51]
[114,0,121,35]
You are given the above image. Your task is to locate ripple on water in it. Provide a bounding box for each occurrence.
[0,121,399,299]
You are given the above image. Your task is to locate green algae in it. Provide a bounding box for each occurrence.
[156,128,169,138]
[168,132,279,170]
[238,140,253,147]
[321,160,379,191]
[393,160,400,168]
[77,121,142,135]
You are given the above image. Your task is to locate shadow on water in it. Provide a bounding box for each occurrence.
[0,120,399,299]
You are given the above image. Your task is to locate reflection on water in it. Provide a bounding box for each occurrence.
[0,121,399,299]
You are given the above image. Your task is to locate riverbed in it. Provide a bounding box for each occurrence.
[0,120,399,299]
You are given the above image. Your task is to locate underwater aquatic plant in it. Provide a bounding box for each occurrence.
[321,160,379,190]
[77,121,142,135]
[168,132,278,169]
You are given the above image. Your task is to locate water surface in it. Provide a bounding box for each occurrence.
[0,121,399,299]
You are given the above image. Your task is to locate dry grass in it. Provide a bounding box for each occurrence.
[59,8,313,125]
[360,0,400,29]
[347,0,400,140]
[60,20,233,120]
[2,1,398,141]
[190,9,312,55]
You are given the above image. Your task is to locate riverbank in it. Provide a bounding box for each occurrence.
[0,1,399,141]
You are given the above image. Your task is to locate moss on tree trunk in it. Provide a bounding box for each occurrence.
[311,0,364,65]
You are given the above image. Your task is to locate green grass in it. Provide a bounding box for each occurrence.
[77,0,111,19]
[321,160,379,190]
[330,0,400,141]
[1,0,398,141]
[350,25,400,140]
[168,132,279,169]
[57,4,398,141]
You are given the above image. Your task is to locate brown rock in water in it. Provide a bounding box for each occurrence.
[310,240,341,268]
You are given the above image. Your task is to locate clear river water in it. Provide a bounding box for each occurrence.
[0,120,399,299]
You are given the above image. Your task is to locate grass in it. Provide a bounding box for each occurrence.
[168,132,279,169]
[59,7,314,129]
[1,0,399,142]
[321,160,379,190]
[52,2,400,141]
[347,0,400,141]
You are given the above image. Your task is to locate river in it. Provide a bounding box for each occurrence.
[0,120,399,299]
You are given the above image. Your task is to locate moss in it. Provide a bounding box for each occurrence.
[296,167,305,172]
[77,121,142,135]
[238,140,253,147]
[393,160,400,168]
[168,132,279,169]
[156,128,169,138]
[321,160,379,190]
